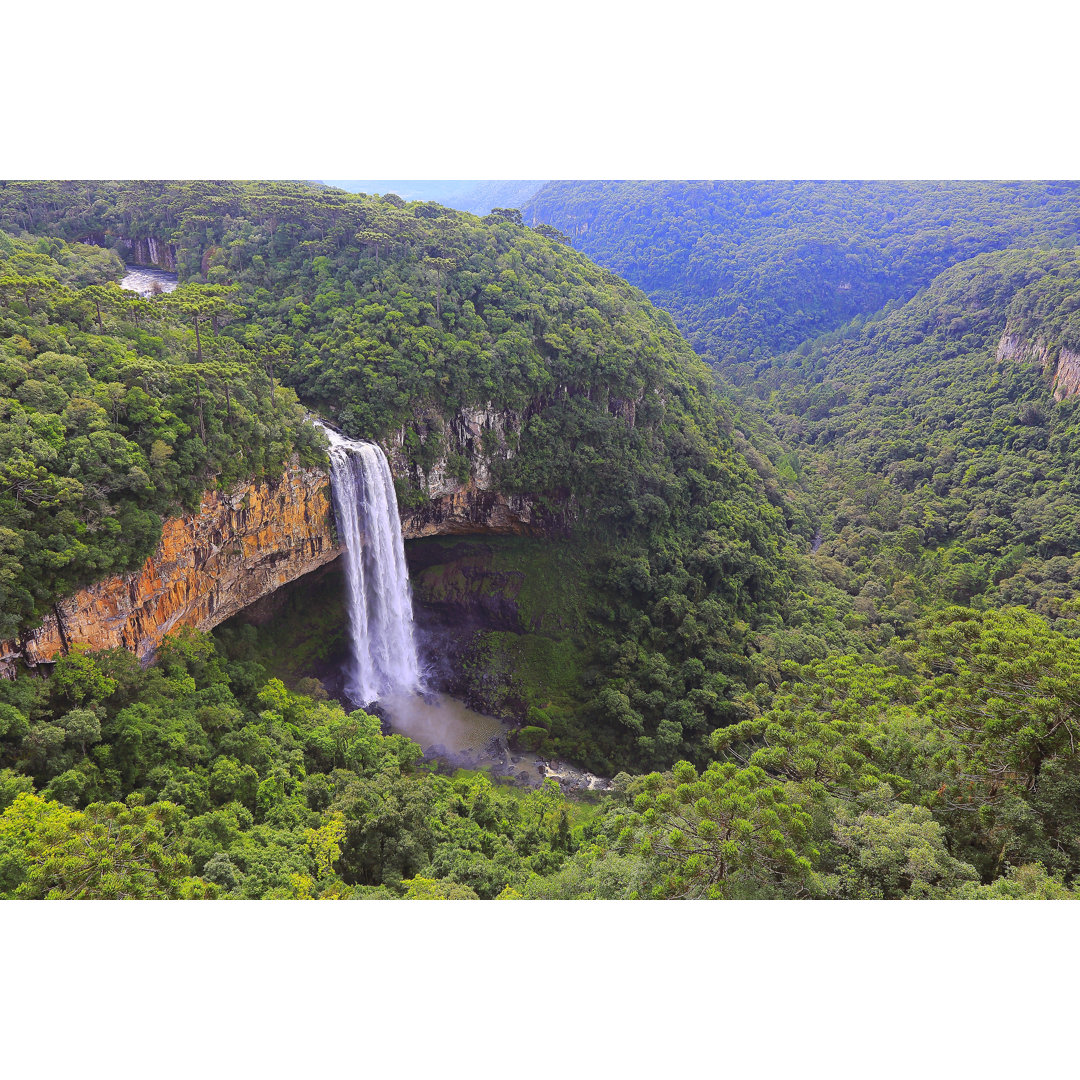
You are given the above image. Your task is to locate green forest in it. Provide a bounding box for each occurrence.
[523,180,1080,361]
[1,179,1079,898]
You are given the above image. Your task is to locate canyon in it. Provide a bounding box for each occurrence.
[0,406,548,677]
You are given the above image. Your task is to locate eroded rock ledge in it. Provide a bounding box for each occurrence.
[0,464,340,675]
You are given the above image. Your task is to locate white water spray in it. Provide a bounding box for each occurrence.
[317,422,421,705]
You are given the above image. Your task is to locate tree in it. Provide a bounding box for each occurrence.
[402,876,479,899]
[829,789,978,899]
[51,646,118,707]
[159,283,244,362]
[77,283,125,333]
[632,761,822,898]
[919,607,1080,798]
[533,223,571,245]
[485,208,523,226]
[423,256,455,318]
[0,793,191,899]
[0,273,56,314]
[305,811,347,881]
[355,228,392,265]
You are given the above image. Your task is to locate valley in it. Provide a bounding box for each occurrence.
[1,179,1079,899]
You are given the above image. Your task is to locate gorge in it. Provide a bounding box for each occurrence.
[7,179,1080,901]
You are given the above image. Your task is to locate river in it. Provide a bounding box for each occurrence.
[377,690,609,792]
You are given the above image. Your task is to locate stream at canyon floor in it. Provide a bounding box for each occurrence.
[376,690,610,792]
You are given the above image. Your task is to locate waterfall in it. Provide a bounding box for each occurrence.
[316,422,421,704]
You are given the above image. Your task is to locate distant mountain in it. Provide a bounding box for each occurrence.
[323,180,545,216]
[523,180,1080,366]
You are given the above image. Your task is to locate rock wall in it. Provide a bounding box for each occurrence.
[387,404,554,537]
[0,404,564,675]
[1052,346,1080,400]
[0,463,340,675]
[997,330,1080,401]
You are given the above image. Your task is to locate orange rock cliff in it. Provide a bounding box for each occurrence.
[0,463,341,676]
[0,409,548,676]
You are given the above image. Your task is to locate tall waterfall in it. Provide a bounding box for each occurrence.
[317,422,421,704]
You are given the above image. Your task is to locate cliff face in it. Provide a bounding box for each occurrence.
[998,330,1080,401]
[1,405,561,675]
[0,464,340,675]
[388,404,554,537]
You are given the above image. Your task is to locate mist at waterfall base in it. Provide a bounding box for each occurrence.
[317,421,608,790]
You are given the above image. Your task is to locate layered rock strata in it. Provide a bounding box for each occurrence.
[0,464,340,674]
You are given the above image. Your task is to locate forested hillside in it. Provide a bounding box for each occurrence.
[751,249,1080,628]
[525,180,1080,631]
[0,229,321,641]
[4,179,1080,900]
[524,181,1080,364]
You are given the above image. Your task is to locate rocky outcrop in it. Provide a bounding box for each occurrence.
[0,464,340,674]
[1053,347,1080,400]
[388,404,553,537]
[401,487,542,538]
[997,330,1080,401]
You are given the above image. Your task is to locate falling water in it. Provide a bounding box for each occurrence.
[317,422,421,705]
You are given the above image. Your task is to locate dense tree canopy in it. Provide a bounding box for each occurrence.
[523,180,1080,362]
[3,180,1080,898]
[0,229,322,639]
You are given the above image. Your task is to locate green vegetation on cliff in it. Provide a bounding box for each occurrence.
[0,229,322,641]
